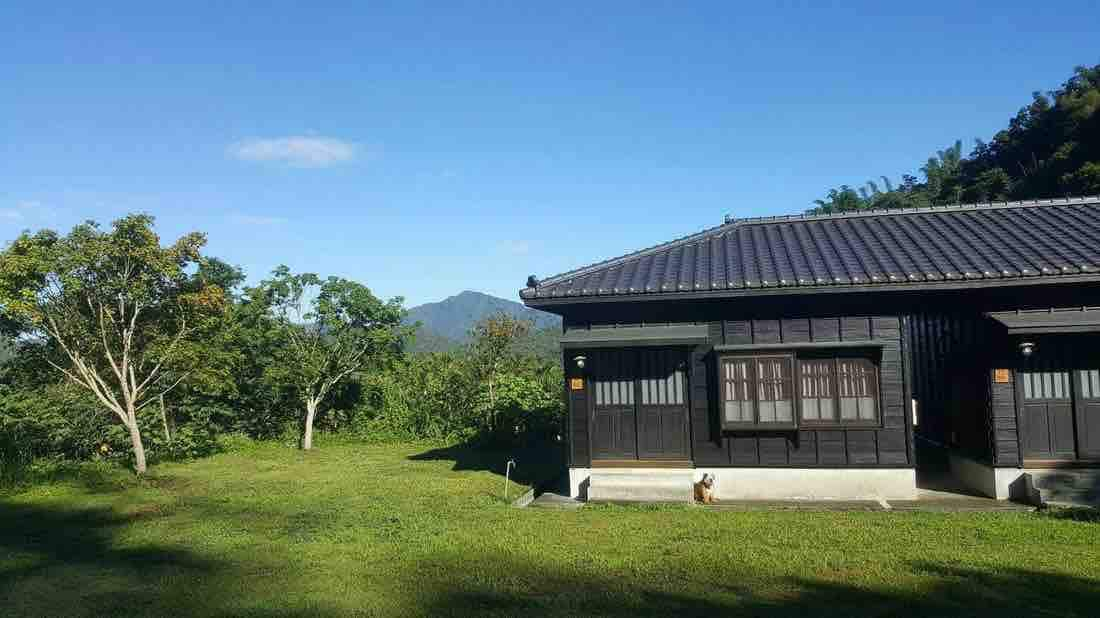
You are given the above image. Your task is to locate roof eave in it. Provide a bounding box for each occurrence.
[521,273,1100,308]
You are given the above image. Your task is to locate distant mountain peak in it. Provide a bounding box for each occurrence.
[404,291,561,353]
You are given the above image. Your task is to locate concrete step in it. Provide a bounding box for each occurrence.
[1025,470,1100,507]
[1030,470,1100,491]
[588,469,694,503]
[1030,470,1100,506]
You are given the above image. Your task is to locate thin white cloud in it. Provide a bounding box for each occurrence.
[228,136,357,168]
[0,200,47,222]
[499,240,531,255]
[228,213,289,226]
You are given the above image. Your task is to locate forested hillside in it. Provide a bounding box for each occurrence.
[811,64,1100,214]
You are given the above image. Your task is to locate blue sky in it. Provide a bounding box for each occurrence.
[2,2,1097,306]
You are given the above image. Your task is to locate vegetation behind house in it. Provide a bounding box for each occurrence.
[809,64,1100,214]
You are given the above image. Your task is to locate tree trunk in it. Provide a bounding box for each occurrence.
[127,417,148,475]
[302,399,318,450]
[488,376,496,432]
[160,394,171,442]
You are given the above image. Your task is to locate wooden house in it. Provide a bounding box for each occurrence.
[520,196,1100,502]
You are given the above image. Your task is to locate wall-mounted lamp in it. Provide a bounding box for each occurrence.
[1019,341,1036,358]
[573,355,587,370]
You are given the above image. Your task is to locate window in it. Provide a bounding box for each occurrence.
[1021,371,1070,401]
[720,353,880,430]
[719,355,794,428]
[1081,370,1100,400]
[799,359,835,421]
[798,357,879,425]
[837,359,877,421]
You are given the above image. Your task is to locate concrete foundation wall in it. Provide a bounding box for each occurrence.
[948,453,1000,498]
[948,452,1067,501]
[696,467,917,500]
[568,467,591,500]
[568,466,917,501]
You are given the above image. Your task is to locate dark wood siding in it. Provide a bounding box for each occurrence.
[908,313,1002,464]
[705,316,911,467]
[564,349,590,466]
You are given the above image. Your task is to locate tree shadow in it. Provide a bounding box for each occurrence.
[414,553,1100,618]
[408,440,566,489]
[1041,505,1100,522]
[0,494,339,616]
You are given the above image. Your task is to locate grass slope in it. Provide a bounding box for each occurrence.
[2,441,1099,617]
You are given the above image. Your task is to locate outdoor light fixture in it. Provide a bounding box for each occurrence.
[574,355,587,370]
[1019,341,1036,358]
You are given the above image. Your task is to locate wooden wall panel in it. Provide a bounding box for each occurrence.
[909,313,1001,463]
[990,370,1020,466]
[699,313,910,468]
[567,312,914,469]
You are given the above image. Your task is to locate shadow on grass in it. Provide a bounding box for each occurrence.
[1041,505,1100,522]
[0,459,134,495]
[0,497,337,616]
[416,555,1100,618]
[408,440,566,488]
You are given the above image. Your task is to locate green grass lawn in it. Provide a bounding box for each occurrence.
[2,440,1099,617]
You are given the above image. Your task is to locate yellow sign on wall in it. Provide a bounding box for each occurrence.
[569,378,584,391]
[993,369,1011,384]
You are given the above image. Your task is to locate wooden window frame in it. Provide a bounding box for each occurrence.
[718,353,797,430]
[796,355,881,428]
[717,351,883,431]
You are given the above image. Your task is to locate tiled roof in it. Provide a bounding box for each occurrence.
[520,196,1100,302]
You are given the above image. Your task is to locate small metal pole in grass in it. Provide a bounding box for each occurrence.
[504,459,516,500]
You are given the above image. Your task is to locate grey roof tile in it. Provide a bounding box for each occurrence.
[521,196,1100,302]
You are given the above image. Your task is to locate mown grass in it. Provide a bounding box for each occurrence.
[2,439,1098,617]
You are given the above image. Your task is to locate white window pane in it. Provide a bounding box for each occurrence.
[1023,373,1033,400]
[858,397,876,420]
[803,399,819,420]
[775,401,792,422]
[1053,373,1064,399]
[1042,373,1053,399]
[841,398,858,420]
[725,400,747,423]
[1091,370,1100,399]
[759,400,776,423]
[821,398,835,421]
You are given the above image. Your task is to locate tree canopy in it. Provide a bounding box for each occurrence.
[0,214,227,473]
[810,64,1100,214]
[252,266,411,450]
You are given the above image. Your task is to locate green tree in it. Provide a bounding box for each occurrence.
[255,266,409,450]
[469,313,531,435]
[808,64,1100,214]
[0,215,226,474]
[811,185,867,214]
